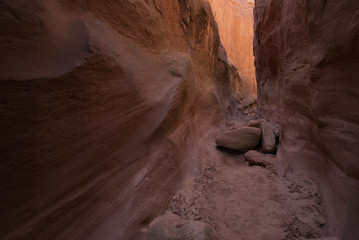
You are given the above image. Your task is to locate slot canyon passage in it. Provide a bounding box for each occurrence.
[0,0,358,239]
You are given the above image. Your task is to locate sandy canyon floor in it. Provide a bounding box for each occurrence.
[148,118,326,240]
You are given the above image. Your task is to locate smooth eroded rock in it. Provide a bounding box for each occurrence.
[215,127,261,151]
[0,0,240,239]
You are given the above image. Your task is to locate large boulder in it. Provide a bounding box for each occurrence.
[215,127,261,151]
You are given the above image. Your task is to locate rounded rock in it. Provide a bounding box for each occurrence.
[215,127,261,151]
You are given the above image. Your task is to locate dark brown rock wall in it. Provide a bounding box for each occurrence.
[254,0,359,239]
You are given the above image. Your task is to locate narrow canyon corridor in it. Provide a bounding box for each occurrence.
[149,117,326,240]
[0,0,358,240]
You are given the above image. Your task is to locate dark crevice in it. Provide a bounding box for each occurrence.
[322,0,327,14]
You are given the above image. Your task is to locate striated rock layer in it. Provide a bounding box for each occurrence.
[0,0,235,239]
[207,0,257,109]
[254,0,359,239]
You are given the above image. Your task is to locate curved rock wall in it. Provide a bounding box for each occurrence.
[254,0,359,239]
[0,0,233,239]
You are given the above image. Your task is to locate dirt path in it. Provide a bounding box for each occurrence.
[151,120,327,240]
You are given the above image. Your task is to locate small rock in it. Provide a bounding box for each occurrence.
[248,119,264,128]
[215,127,261,151]
[226,120,248,130]
[248,119,276,153]
[244,150,275,168]
[260,121,276,153]
[146,218,219,240]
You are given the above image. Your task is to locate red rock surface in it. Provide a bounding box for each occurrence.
[254,1,359,239]
[0,1,235,239]
[208,0,257,103]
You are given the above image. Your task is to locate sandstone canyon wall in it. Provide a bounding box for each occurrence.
[0,0,235,239]
[207,0,257,110]
[254,0,359,239]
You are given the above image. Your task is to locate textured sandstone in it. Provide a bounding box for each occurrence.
[254,0,359,239]
[215,127,261,151]
[0,1,235,239]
